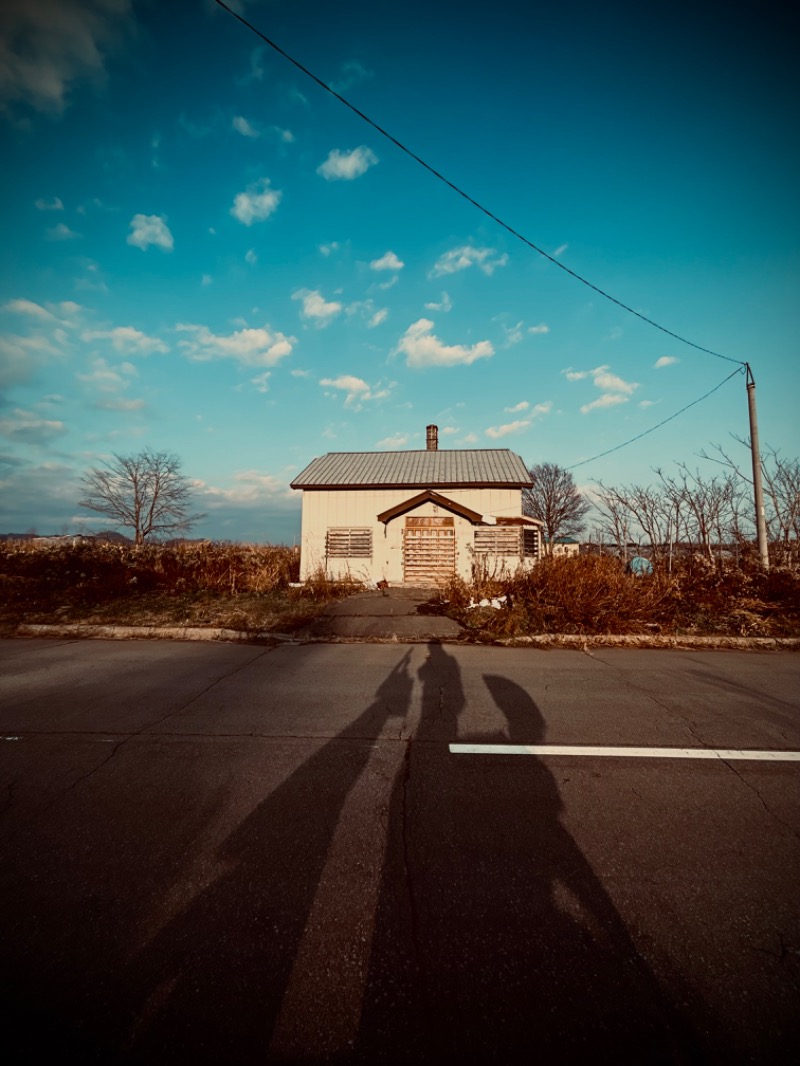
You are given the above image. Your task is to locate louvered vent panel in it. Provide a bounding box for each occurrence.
[474,528,522,555]
[522,528,540,558]
[326,528,372,558]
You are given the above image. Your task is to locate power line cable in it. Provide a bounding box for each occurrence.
[566,365,745,471]
[213,0,746,367]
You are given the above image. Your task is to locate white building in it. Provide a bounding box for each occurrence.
[291,425,542,585]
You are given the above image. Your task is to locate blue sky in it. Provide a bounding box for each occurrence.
[1,0,798,543]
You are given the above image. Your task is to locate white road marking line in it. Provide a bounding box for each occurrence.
[449,744,800,761]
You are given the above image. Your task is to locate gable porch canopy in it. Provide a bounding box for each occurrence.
[377,489,484,526]
[375,489,545,527]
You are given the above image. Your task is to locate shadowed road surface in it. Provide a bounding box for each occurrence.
[1,639,799,1063]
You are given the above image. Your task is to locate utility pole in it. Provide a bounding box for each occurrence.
[745,364,770,570]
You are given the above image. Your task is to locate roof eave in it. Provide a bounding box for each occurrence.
[291,479,532,491]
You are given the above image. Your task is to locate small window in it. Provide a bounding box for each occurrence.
[326,527,372,558]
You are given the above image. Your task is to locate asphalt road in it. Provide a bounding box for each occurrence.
[1,638,799,1063]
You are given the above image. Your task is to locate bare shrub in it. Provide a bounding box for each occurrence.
[289,567,364,602]
[447,553,800,638]
[0,540,301,623]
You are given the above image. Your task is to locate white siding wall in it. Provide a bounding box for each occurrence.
[298,486,533,583]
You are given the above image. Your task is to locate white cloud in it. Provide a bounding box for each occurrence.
[47,222,79,241]
[196,470,295,511]
[485,419,531,439]
[244,248,257,265]
[240,46,265,85]
[77,356,137,392]
[317,146,378,181]
[82,326,168,355]
[232,115,259,138]
[292,288,342,326]
[429,245,508,278]
[639,399,657,408]
[376,433,409,449]
[2,298,54,320]
[273,126,294,143]
[370,250,404,271]
[0,407,67,444]
[290,368,310,378]
[319,242,339,257]
[655,355,679,368]
[369,308,388,328]
[330,60,373,93]
[502,321,524,347]
[0,0,131,115]
[127,214,173,251]
[230,178,282,225]
[462,432,479,444]
[486,401,552,438]
[97,396,145,411]
[564,364,639,413]
[505,401,529,413]
[201,274,213,286]
[176,324,294,368]
[528,323,550,334]
[553,243,569,257]
[250,371,271,393]
[592,367,638,394]
[35,196,63,211]
[377,274,399,291]
[0,333,61,388]
[581,393,629,414]
[319,374,390,409]
[76,357,143,409]
[424,291,452,313]
[395,318,494,368]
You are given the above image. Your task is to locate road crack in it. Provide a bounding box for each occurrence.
[720,759,800,845]
[582,647,713,748]
[27,648,276,817]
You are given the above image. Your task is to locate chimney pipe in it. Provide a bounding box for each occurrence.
[426,424,438,451]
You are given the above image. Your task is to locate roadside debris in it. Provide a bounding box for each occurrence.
[468,596,508,610]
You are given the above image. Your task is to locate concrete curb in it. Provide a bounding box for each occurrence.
[10,623,800,651]
[491,633,800,651]
[15,623,298,645]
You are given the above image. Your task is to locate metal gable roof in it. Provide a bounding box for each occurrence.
[290,448,532,489]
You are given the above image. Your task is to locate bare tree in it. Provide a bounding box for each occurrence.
[702,439,800,566]
[592,484,637,563]
[523,463,591,553]
[655,465,740,566]
[597,480,676,568]
[79,449,205,545]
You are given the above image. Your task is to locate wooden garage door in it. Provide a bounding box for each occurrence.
[403,517,455,585]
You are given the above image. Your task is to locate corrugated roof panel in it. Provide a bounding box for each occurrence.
[290,449,532,488]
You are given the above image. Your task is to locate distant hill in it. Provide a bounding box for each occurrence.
[0,530,134,545]
[94,530,134,545]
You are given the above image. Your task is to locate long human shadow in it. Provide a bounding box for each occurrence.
[105,650,415,1063]
[355,642,706,1063]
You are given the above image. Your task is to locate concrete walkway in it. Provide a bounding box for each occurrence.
[298,586,463,640]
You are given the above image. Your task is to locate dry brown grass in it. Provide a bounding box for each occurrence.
[0,541,360,633]
[436,554,800,638]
